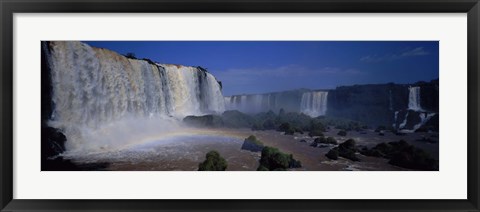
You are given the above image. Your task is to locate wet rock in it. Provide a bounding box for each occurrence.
[241,135,264,152]
[326,147,339,160]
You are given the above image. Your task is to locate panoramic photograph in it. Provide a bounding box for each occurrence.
[41,41,439,171]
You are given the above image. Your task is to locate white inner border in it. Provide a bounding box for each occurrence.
[13,13,467,199]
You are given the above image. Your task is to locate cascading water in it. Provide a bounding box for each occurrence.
[393,111,399,128]
[412,113,436,131]
[44,41,225,152]
[224,90,328,117]
[225,94,274,114]
[300,91,328,117]
[399,112,409,129]
[408,86,422,111]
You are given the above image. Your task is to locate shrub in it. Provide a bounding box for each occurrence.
[183,115,223,127]
[241,135,264,152]
[285,128,295,135]
[294,127,304,134]
[308,129,324,137]
[257,165,269,171]
[251,122,264,131]
[222,110,255,128]
[258,146,301,171]
[262,119,276,130]
[142,58,157,65]
[198,151,228,171]
[325,137,337,145]
[359,140,438,170]
[389,147,438,170]
[125,52,137,59]
[375,125,386,132]
[278,122,291,132]
[326,147,339,160]
[337,139,360,161]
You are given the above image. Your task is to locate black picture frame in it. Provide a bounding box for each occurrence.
[1,0,479,211]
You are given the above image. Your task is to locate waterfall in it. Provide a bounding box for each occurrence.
[225,94,267,113]
[225,90,328,117]
[44,41,225,151]
[393,111,399,128]
[300,91,328,117]
[412,113,436,131]
[408,86,422,111]
[399,112,409,129]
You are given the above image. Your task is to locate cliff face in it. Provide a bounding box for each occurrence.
[327,81,438,128]
[225,89,304,114]
[224,80,438,130]
[326,84,409,126]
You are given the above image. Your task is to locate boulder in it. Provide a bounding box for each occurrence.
[241,135,264,152]
[337,139,360,161]
[326,147,339,160]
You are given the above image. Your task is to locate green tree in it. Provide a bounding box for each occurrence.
[125,52,136,59]
[198,150,228,171]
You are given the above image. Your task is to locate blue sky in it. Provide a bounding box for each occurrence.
[84,41,439,96]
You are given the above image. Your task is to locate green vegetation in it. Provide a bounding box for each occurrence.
[198,150,228,171]
[183,110,366,138]
[308,129,324,137]
[337,139,359,161]
[375,125,386,132]
[183,115,223,127]
[241,135,265,152]
[257,146,302,171]
[359,140,438,170]
[316,116,366,131]
[325,139,359,161]
[337,130,347,136]
[278,122,292,132]
[125,52,137,59]
[325,148,339,160]
[326,137,337,144]
[141,58,157,65]
[245,135,263,146]
[221,110,255,128]
[311,136,337,147]
[196,66,209,72]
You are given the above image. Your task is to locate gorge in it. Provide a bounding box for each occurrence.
[41,41,439,171]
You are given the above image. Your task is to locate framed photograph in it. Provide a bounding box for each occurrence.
[1,0,479,211]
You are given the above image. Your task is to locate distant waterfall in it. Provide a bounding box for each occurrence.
[408,86,422,111]
[225,94,272,114]
[399,112,409,129]
[44,41,225,151]
[393,111,399,128]
[412,113,436,131]
[300,91,328,117]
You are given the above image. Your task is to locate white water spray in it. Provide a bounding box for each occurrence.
[45,41,225,152]
[300,91,329,117]
[408,86,422,111]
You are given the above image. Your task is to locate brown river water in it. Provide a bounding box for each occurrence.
[65,128,438,171]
